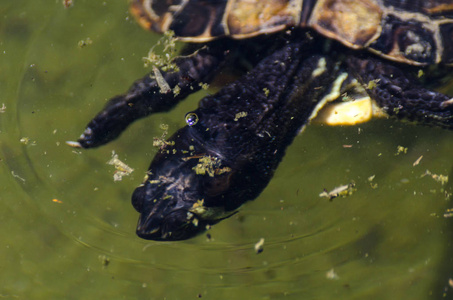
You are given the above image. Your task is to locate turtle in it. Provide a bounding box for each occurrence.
[68,0,453,241]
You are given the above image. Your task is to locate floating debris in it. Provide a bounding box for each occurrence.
[400,178,410,184]
[20,137,36,146]
[192,155,231,177]
[198,82,209,90]
[189,199,206,217]
[234,111,247,121]
[444,208,453,218]
[368,175,378,189]
[0,103,6,113]
[143,30,179,72]
[159,123,169,131]
[319,182,356,200]
[99,255,110,267]
[395,145,408,155]
[107,151,134,182]
[11,171,25,182]
[78,38,92,48]
[71,149,82,155]
[152,66,171,94]
[365,78,380,90]
[326,268,340,280]
[153,124,175,150]
[20,137,30,145]
[148,179,161,185]
[417,69,424,78]
[173,85,181,96]
[413,155,423,166]
[392,106,402,114]
[153,138,174,149]
[63,0,73,8]
[263,87,270,97]
[421,170,448,185]
[52,198,63,204]
[254,238,265,254]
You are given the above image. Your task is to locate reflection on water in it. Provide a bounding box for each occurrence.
[1,1,452,299]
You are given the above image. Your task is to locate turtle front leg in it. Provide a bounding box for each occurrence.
[69,42,230,149]
[346,56,453,129]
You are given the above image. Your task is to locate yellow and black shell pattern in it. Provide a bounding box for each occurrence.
[130,0,453,66]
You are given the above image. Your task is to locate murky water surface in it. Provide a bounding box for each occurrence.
[1,1,452,299]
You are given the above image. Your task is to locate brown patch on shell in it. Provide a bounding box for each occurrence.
[226,0,299,38]
[309,0,382,48]
[130,0,177,34]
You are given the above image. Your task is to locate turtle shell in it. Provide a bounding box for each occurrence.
[130,0,453,65]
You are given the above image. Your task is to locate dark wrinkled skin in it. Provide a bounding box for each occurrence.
[73,32,453,241]
[75,38,282,149]
[132,41,341,240]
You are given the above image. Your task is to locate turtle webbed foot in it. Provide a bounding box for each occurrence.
[69,43,230,149]
[347,56,453,129]
[70,94,137,148]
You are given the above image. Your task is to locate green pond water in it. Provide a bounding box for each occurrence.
[1,1,453,299]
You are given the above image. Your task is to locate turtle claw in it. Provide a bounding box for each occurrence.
[441,98,453,109]
[70,43,230,150]
[66,127,95,148]
[66,141,82,148]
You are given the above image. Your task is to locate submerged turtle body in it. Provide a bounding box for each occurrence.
[71,0,453,241]
[131,0,453,65]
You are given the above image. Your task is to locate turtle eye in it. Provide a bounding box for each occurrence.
[185,112,199,126]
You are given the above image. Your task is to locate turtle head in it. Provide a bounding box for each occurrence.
[133,182,212,241]
[132,175,206,241]
[131,141,236,241]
